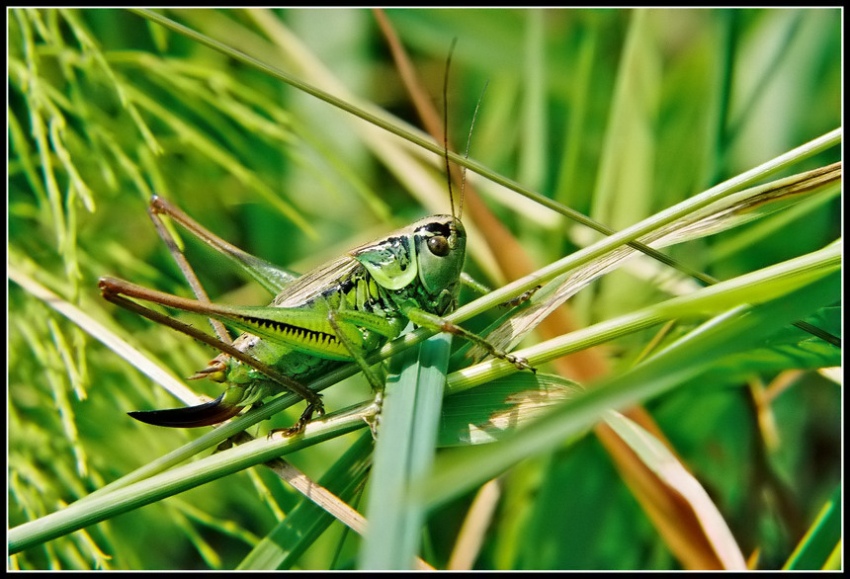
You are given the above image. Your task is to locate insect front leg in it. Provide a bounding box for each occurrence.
[327,307,409,393]
[403,307,535,372]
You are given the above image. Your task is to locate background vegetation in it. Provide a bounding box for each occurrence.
[8,8,841,570]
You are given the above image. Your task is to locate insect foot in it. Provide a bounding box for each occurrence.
[278,421,307,438]
[505,353,536,373]
[270,400,324,438]
[499,285,542,309]
[364,391,384,440]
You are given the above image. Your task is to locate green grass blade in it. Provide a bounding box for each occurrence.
[449,241,839,393]
[360,333,451,569]
[439,373,581,447]
[9,400,378,555]
[783,485,842,570]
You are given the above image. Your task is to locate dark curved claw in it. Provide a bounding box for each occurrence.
[128,392,243,428]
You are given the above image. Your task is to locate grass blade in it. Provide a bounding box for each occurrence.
[360,334,451,569]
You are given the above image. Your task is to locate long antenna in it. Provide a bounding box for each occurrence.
[443,38,458,221]
[461,80,488,222]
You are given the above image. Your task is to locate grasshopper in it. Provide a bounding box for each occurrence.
[99,192,528,433]
[99,39,530,434]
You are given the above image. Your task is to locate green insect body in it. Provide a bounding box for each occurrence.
[102,211,467,429]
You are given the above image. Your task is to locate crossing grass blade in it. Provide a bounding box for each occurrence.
[237,432,374,570]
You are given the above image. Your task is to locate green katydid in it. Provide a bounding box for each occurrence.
[96,37,532,435]
[99,192,530,433]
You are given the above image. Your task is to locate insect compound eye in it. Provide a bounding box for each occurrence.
[426,235,450,257]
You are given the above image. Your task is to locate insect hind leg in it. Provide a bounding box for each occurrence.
[149,195,299,295]
[147,196,231,344]
[99,278,325,430]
